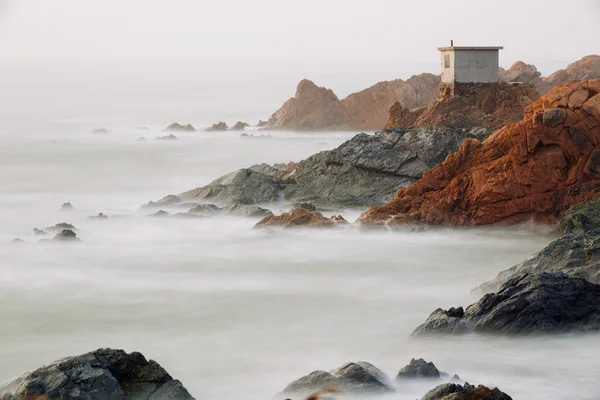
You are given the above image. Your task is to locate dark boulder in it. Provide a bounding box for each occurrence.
[0,348,195,400]
[44,223,76,233]
[420,382,512,400]
[396,358,440,380]
[52,229,79,241]
[61,202,74,211]
[414,273,600,336]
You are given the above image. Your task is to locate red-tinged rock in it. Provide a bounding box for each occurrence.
[255,208,335,228]
[359,79,600,228]
[330,215,348,224]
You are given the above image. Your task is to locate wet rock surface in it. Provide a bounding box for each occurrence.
[0,348,195,400]
[414,272,600,336]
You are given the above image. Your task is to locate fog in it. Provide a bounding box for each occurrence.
[0,0,599,122]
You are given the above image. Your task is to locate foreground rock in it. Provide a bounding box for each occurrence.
[205,122,227,131]
[166,122,195,132]
[420,383,512,400]
[282,362,393,396]
[360,79,600,227]
[255,208,335,228]
[385,81,539,130]
[0,348,194,400]
[266,75,440,130]
[413,272,600,336]
[151,126,491,210]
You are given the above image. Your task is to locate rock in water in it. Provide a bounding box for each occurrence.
[33,228,47,236]
[205,122,228,131]
[91,128,111,134]
[166,122,195,131]
[44,223,76,233]
[222,204,273,218]
[255,208,334,228]
[89,213,108,219]
[0,348,195,400]
[282,361,393,395]
[156,134,178,141]
[359,79,600,227]
[256,120,268,127]
[420,383,512,400]
[413,273,600,336]
[396,358,440,380]
[52,229,79,241]
[230,121,249,130]
[61,202,74,211]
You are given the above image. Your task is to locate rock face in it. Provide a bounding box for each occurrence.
[413,272,600,336]
[396,359,440,380]
[543,55,600,93]
[230,121,249,130]
[166,122,195,132]
[385,82,540,131]
[420,383,512,400]
[205,122,228,131]
[148,126,492,210]
[266,75,440,130]
[500,61,550,94]
[282,362,393,395]
[360,79,600,227]
[255,208,335,228]
[0,348,194,400]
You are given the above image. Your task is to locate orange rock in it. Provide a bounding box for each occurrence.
[255,208,335,228]
[359,79,600,228]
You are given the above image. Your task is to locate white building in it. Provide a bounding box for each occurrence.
[438,45,503,84]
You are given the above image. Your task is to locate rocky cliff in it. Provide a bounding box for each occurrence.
[266,74,440,130]
[385,82,540,130]
[359,79,600,227]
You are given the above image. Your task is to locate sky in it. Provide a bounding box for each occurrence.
[0,0,599,124]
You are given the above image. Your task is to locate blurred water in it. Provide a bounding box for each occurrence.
[0,122,597,400]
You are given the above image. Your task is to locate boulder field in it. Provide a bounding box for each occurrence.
[359,79,600,227]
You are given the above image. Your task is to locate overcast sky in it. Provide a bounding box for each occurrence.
[0,0,599,124]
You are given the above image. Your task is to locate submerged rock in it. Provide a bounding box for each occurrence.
[396,358,440,380]
[0,348,195,400]
[420,383,512,400]
[148,210,170,217]
[230,121,249,130]
[52,229,79,241]
[255,208,334,228]
[414,273,600,336]
[89,213,108,219]
[282,361,393,395]
[91,128,111,134]
[166,122,195,132]
[61,202,74,211]
[205,122,228,131]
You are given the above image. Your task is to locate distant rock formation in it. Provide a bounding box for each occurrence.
[255,208,336,228]
[499,61,550,94]
[544,55,600,92]
[91,128,111,134]
[266,74,440,130]
[205,122,228,131]
[256,120,268,127]
[360,79,600,227]
[230,121,250,130]
[166,122,195,131]
[156,134,178,140]
[385,82,539,130]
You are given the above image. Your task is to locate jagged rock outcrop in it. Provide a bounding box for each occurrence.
[360,79,600,227]
[543,55,600,93]
[500,61,550,94]
[281,362,393,396]
[52,229,79,241]
[266,75,440,130]
[396,359,440,380]
[205,122,228,131]
[230,121,249,130]
[255,208,335,228]
[44,222,76,233]
[147,127,491,210]
[166,122,195,132]
[385,82,540,130]
[420,383,512,400]
[413,272,600,336]
[0,348,195,400]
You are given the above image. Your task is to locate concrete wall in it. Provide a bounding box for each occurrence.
[453,50,499,83]
[440,50,455,83]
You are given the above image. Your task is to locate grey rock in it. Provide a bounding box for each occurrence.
[222,204,273,218]
[0,348,195,400]
[52,229,79,241]
[89,213,108,220]
[477,229,600,293]
[61,202,74,211]
[420,382,512,400]
[11,238,25,244]
[411,307,469,336]
[166,123,195,132]
[559,196,600,235]
[156,134,178,141]
[145,195,182,209]
[414,273,600,336]
[396,358,440,380]
[282,361,393,395]
[33,228,47,236]
[188,204,222,215]
[147,210,170,218]
[44,223,76,233]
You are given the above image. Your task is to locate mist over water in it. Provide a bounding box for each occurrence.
[1,122,599,400]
